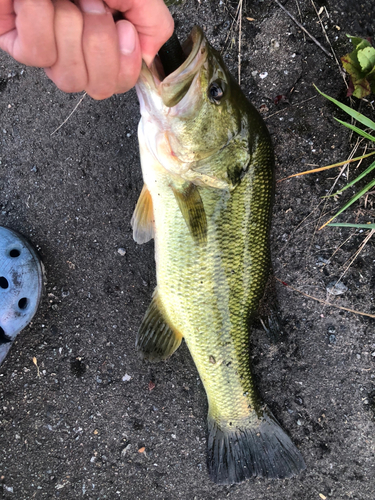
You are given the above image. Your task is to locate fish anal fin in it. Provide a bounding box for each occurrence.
[131,184,155,244]
[171,182,207,245]
[136,291,182,362]
[257,271,282,343]
[207,409,306,484]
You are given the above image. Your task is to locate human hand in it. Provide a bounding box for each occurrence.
[0,0,174,99]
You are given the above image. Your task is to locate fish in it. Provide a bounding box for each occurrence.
[133,26,306,484]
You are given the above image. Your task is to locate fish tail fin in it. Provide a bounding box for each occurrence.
[207,410,306,484]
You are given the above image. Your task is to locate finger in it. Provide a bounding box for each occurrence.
[45,0,87,93]
[105,0,174,65]
[0,1,16,36]
[115,20,141,94]
[79,0,120,99]
[1,0,56,67]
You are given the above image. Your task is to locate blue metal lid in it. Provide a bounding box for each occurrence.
[0,227,45,365]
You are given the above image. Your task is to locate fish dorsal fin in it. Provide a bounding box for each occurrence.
[136,290,183,362]
[131,185,155,244]
[170,182,207,245]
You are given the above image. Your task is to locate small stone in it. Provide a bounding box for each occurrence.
[295,396,304,405]
[121,444,131,457]
[326,281,348,296]
[4,485,13,493]
[122,374,131,382]
[328,334,336,345]
[297,419,302,426]
[117,248,126,256]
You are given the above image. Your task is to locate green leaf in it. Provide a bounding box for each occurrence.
[341,35,375,98]
[336,159,375,194]
[358,46,375,72]
[328,223,375,229]
[333,118,375,142]
[329,177,375,223]
[347,35,372,50]
[314,86,375,129]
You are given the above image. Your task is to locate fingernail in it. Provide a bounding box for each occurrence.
[118,21,136,55]
[79,0,107,14]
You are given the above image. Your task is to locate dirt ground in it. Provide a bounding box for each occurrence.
[1,0,375,498]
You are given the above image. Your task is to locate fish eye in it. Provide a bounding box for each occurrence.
[208,81,226,104]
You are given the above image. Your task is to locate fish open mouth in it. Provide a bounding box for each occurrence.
[136,26,208,109]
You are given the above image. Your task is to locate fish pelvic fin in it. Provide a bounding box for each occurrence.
[170,182,207,245]
[131,184,155,244]
[136,290,183,362]
[207,410,306,484]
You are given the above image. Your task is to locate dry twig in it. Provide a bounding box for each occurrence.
[51,92,87,136]
[311,0,347,87]
[238,0,243,84]
[275,278,375,319]
[273,0,332,58]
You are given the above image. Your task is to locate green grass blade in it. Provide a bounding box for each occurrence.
[328,177,375,223]
[314,85,375,130]
[334,118,375,142]
[336,159,375,194]
[328,223,375,229]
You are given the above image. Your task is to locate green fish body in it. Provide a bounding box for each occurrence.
[133,26,305,484]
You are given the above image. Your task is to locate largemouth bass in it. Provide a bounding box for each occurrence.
[133,26,306,484]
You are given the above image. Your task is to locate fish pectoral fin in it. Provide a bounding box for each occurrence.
[131,184,155,244]
[136,291,183,362]
[170,182,207,245]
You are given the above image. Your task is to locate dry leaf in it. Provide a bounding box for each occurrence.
[246,17,255,21]
[32,357,40,377]
[148,380,155,391]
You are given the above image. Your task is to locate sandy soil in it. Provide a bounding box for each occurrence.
[0,0,375,498]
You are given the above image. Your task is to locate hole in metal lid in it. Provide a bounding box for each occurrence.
[0,326,12,344]
[18,297,29,310]
[0,277,9,289]
[9,249,20,258]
